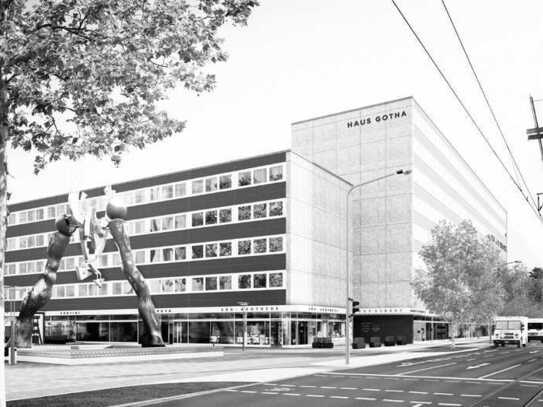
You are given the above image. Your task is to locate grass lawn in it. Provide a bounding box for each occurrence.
[7,382,250,407]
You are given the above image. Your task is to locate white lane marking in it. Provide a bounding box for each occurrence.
[466,358,475,361]
[461,394,482,397]
[530,350,539,354]
[299,385,316,388]
[528,358,537,362]
[283,393,300,396]
[225,389,238,392]
[261,391,278,395]
[522,384,539,387]
[400,362,457,375]
[306,394,325,398]
[411,402,431,406]
[438,404,461,406]
[479,363,521,378]
[280,384,295,387]
[498,396,520,400]
[386,390,405,393]
[409,391,429,395]
[330,395,349,399]
[434,392,454,396]
[241,390,257,394]
[383,399,405,403]
[320,386,336,389]
[466,381,481,384]
[466,362,490,370]
[363,388,381,392]
[356,397,377,401]
[340,387,357,390]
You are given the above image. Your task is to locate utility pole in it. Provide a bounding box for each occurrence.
[527,96,543,160]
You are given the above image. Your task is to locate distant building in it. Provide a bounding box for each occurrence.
[4,97,507,346]
[292,96,507,344]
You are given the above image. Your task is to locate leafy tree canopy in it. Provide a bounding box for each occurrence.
[1,0,258,172]
[413,220,504,330]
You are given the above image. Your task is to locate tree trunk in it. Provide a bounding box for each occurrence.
[0,75,9,407]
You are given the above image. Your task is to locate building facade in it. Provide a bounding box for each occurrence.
[4,151,349,346]
[292,97,507,344]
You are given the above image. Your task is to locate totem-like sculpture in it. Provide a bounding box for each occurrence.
[13,188,164,347]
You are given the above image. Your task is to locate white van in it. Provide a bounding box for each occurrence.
[527,318,543,343]
[492,316,528,348]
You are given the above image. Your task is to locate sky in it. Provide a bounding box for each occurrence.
[8,0,543,267]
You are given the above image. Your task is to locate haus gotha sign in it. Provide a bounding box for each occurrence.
[346,110,407,128]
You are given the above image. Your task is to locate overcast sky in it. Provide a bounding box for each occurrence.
[8,0,543,267]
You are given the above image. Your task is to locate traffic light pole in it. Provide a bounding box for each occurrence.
[345,169,411,365]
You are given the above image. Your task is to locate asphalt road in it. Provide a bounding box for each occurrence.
[154,343,543,407]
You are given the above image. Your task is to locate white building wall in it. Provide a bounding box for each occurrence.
[286,152,350,307]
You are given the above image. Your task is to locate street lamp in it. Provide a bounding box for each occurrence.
[345,169,412,365]
[237,301,248,351]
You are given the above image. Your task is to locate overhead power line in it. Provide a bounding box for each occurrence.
[440,0,539,216]
[390,0,541,219]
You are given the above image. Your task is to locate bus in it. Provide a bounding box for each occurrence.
[528,318,543,343]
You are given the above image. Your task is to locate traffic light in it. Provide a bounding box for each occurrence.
[351,299,360,316]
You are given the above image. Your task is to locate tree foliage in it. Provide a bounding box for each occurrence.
[498,264,543,317]
[2,0,258,170]
[413,220,504,335]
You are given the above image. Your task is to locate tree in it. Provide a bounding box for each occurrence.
[0,1,258,405]
[412,220,504,344]
[498,263,543,317]
[528,267,543,304]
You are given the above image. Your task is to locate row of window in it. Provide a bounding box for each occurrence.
[7,197,285,252]
[4,271,285,300]
[8,163,285,226]
[5,235,285,276]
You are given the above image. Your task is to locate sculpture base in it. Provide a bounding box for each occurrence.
[15,344,222,365]
[141,334,166,348]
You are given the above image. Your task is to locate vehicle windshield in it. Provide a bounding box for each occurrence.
[495,321,521,330]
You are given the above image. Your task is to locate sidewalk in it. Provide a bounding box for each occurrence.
[5,337,490,401]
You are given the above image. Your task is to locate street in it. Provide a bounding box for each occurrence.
[153,344,543,407]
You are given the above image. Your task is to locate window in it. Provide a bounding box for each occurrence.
[174,278,186,292]
[134,220,146,234]
[149,187,160,201]
[27,211,34,223]
[253,273,267,288]
[150,249,162,263]
[192,277,204,291]
[205,177,218,192]
[6,264,16,275]
[78,285,88,297]
[238,171,251,186]
[205,243,218,258]
[27,235,35,248]
[175,214,186,229]
[192,245,203,259]
[220,242,232,257]
[219,209,232,223]
[161,185,174,199]
[122,192,134,206]
[254,239,267,253]
[175,182,186,197]
[8,213,15,225]
[219,175,232,189]
[47,206,56,219]
[205,210,217,225]
[150,218,161,232]
[205,276,217,291]
[269,273,283,288]
[56,285,65,297]
[269,237,283,252]
[192,179,204,194]
[238,205,251,221]
[88,284,97,296]
[174,246,186,260]
[135,250,146,264]
[36,208,44,221]
[269,201,283,216]
[269,165,283,181]
[99,284,108,296]
[148,280,161,294]
[112,281,123,295]
[66,257,75,270]
[238,274,251,289]
[253,203,267,219]
[163,248,173,262]
[134,190,146,204]
[161,279,174,293]
[100,254,109,267]
[238,240,251,255]
[162,216,174,231]
[18,212,27,224]
[254,168,267,184]
[123,281,134,295]
[65,285,75,297]
[219,276,232,290]
[192,212,203,227]
[35,234,44,247]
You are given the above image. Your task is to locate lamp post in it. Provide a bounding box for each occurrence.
[345,169,412,365]
[237,301,248,351]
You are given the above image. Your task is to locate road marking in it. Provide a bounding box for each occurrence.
[528,358,537,362]
[386,389,405,393]
[306,394,325,398]
[411,402,431,405]
[363,388,380,392]
[356,397,377,401]
[530,350,539,354]
[466,362,490,370]
[283,393,300,396]
[261,392,278,395]
[466,381,481,384]
[383,399,405,403]
[461,394,481,397]
[466,358,475,361]
[320,386,336,389]
[330,395,349,399]
[400,362,457,375]
[438,404,461,406]
[445,380,461,383]
[340,386,357,390]
[522,384,539,387]
[241,390,257,394]
[299,385,316,388]
[498,396,520,401]
[409,391,429,395]
[279,384,295,387]
[479,363,521,378]
[434,392,453,396]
